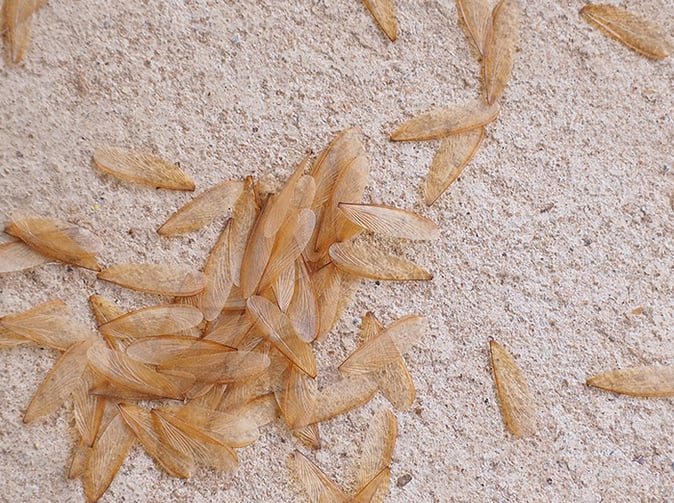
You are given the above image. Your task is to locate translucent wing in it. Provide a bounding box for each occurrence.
[82,412,135,503]
[482,0,520,104]
[296,375,379,428]
[272,263,296,313]
[423,127,484,206]
[118,403,194,478]
[355,409,397,489]
[258,208,315,293]
[456,0,492,56]
[93,146,195,190]
[338,203,439,240]
[0,239,50,273]
[0,300,95,350]
[390,100,499,141]
[88,295,124,327]
[229,176,258,287]
[329,241,432,281]
[97,263,206,297]
[72,369,107,447]
[287,259,319,343]
[199,220,234,321]
[2,0,47,64]
[152,408,238,472]
[157,180,243,235]
[292,450,349,503]
[246,295,317,377]
[580,4,673,60]
[586,365,674,398]
[23,338,93,423]
[340,315,427,375]
[157,349,270,385]
[489,339,536,437]
[126,336,230,365]
[351,467,391,503]
[5,211,102,271]
[99,304,203,339]
[361,0,398,41]
[87,344,189,400]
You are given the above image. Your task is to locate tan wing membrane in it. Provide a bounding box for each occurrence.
[361,0,398,42]
[489,339,536,437]
[482,0,520,104]
[329,241,432,281]
[423,127,484,206]
[5,211,103,271]
[580,4,673,60]
[390,100,499,141]
[0,239,50,273]
[98,263,206,297]
[587,365,674,398]
[338,203,439,240]
[456,0,492,57]
[93,146,195,190]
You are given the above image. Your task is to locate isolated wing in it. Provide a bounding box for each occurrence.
[580,4,673,60]
[456,0,492,56]
[0,240,50,273]
[93,146,195,190]
[489,339,536,437]
[587,365,674,397]
[292,450,348,503]
[482,0,520,104]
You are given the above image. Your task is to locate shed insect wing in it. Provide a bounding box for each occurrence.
[482,0,520,104]
[98,304,203,340]
[355,409,397,489]
[292,450,349,503]
[423,127,484,206]
[489,339,536,437]
[361,0,398,41]
[586,365,674,398]
[0,239,50,273]
[157,180,243,235]
[97,263,207,297]
[456,0,492,57]
[338,203,439,240]
[580,4,673,60]
[329,241,432,281]
[23,338,93,423]
[390,100,499,141]
[82,412,135,503]
[93,146,195,190]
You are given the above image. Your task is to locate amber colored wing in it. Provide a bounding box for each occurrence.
[5,211,102,270]
[292,450,349,503]
[296,374,379,428]
[88,295,124,327]
[390,100,499,141]
[92,146,194,190]
[98,304,203,339]
[152,408,238,472]
[200,220,235,320]
[423,127,484,206]
[482,0,520,104]
[580,4,673,60]
[287,259,319,343]
[338,203,439,240]
[82,412,136,503]
[23,338,93,423]
[340,315,427,375]
[355,409,397,488]
[586,365,674,397]
[456,0,492,57]
[118,403,194,478]
[0,239,50,273]
[489,339,536,437]
[361,0,398,41]
[72,369,107,447]
[87,344,189,400]
[246,295,317,378]
[229,176,259,287]
[98,263,206,297]
[351,467,391,503]
[2,0,47,64]
[1,300,95,350]
[157,180,243,235]
[329,241,432,281]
